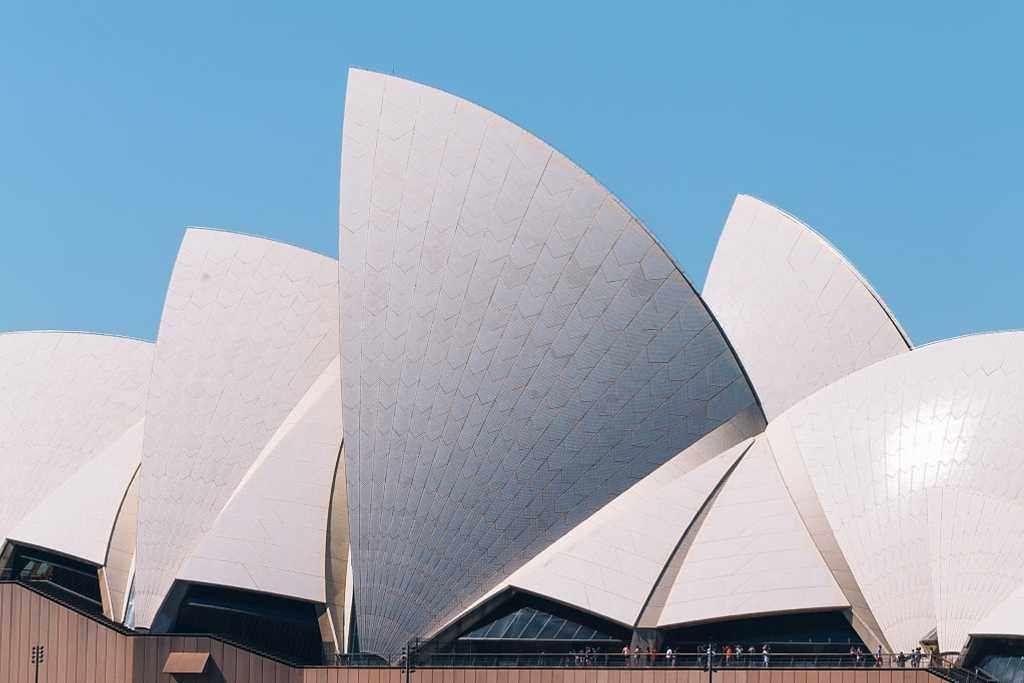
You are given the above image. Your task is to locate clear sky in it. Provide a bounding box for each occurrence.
[1,1,1020,344]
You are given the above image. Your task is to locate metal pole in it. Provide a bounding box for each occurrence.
[31,644,44,683]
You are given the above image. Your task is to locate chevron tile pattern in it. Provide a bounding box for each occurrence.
[338,69,758,655]
[0,332,152,553]
[134,229,339,628]
[769,332,1024,652]
[704,194,911,421]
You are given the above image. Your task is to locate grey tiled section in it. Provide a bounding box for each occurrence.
[338,69,757,655]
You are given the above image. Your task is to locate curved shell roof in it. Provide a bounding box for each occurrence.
[483,408,764,627]
[134,228,340,628]
[658,436,847,627]
[339,68,759,654]
[10,420,144,566]
[0,331,152,563]
[973,581,1024,640]
[9,69,1024,665]
[177,357,343,603]
[703,194,911,420]
[766,331,1024,653]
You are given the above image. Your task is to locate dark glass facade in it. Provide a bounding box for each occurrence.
[171,583,323,665]
[6,544,103,615]
[662,610,864,653]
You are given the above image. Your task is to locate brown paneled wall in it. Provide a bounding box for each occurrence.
[0,583,945,683]
[0,583,296,683]
[0,581,132,683]
[130,634,298,683]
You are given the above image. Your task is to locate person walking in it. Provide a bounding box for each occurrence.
[876,644,883,668]
[762,644,770,668]
[622,645,630,667]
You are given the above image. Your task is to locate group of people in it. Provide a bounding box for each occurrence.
[848,645,930,668]
[619,645,660,666]
[596,643,932,669]
[703,644,773,668]
[568,647,601,666]
[847,646,880,667]
[893,648,928,668]
[615,643,774,668]
[554,643,937,669]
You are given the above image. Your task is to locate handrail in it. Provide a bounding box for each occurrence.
[927,664,995,683]
[413,650,952,670]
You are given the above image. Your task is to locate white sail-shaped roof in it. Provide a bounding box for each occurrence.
[134,228,340,628]
[339,68,760,655]
[178,357,343,602]
[486,410,763,626]
[9,419,144,565]
[766,332,1024,653]
[658,436,847,627]
[0,332,152,562]
[703,194,911,420]
[972,581,1024,640]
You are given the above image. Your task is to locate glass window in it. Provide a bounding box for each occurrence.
[519,612,549,639]
[504,608,536,638]
[537,615,564,639]
[460,604,620,642]
[554,619,583,640]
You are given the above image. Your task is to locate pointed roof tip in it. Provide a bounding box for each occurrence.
[732,193,794,216]
[346,66,407,84]
[340,68,697,290]
[339,68,764,655]
[719,194,913,349]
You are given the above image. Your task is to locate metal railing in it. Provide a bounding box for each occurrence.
[927,663,995,683]
[413,650,956,669]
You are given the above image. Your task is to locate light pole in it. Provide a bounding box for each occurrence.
[30,644,45,683]
[402,638,418,683]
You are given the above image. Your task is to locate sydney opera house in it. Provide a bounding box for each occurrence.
[2,68,1023,678]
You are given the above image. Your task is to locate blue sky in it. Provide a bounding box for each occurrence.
[1,1,1020,344]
